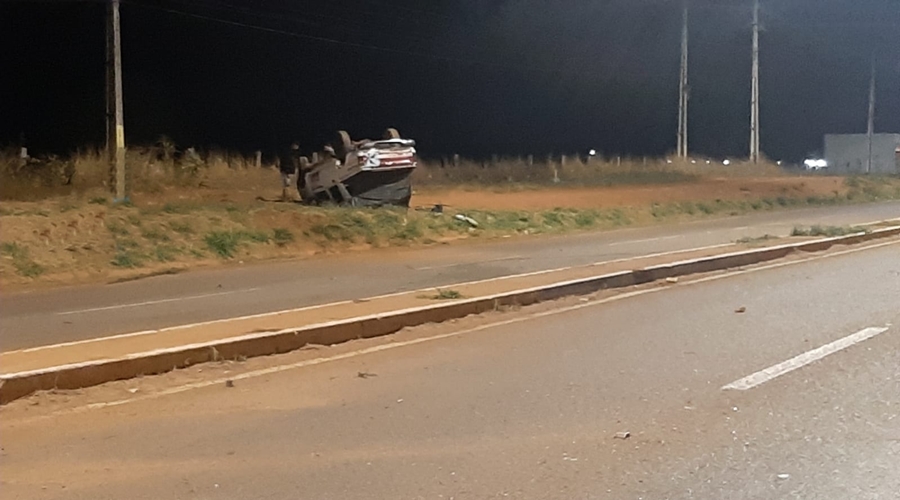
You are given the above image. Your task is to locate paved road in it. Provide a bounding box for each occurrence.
[1,202,899,351]
[1,238,897,499]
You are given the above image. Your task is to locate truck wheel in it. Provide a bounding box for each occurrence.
[383,128,401,140]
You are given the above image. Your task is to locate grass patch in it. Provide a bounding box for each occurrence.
[141,226,171,242]
[273,228,295,247]
[106,221,130,236]
[162,203,187,214]
[736,234,779,245]
[168,221,194,234]
[605,208,631,226]
[154,245,179,262]
[204,230,270,258]
[111,251,143,268]
[204,231,243,258]
[421,289,464,300]
[1,242,45,278]
[117,238,141,249]
[309,223,357,243]
[574,211,600,228]
[14,259,45,278]
[791,225,867,237]
[1,242,28,260]
[393,220,424,242]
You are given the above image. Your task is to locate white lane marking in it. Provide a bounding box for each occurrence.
[723,327,890,391]
[24,238,900,416]
[55,288,262,316]
[608,235,683,247]
[414,255,527,271]
[8,243,734,355]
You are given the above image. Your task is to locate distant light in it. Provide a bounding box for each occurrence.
[723,159,731,166]
[588,149,597,156]
[666,159,673,164]
[691,159,697,164]
[706,160,711,164]
[804,159,827,169]
[776,161,783,166]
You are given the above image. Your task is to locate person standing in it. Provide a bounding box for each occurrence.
[280,142,301,201]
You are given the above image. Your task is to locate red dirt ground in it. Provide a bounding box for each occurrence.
[412,177,845,211]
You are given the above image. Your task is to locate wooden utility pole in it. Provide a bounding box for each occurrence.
[749,0,761,163]
[676,2,690,159]
[866,56,876,174]
[107,0,126,201]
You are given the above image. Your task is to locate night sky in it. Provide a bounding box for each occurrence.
[2,0,898,161]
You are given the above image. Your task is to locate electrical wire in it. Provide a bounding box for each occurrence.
[124,0,579,76]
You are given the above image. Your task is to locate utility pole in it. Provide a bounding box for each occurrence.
[866,56,876,174]
[106,0,126,201]
[677,2,690,159]
[749,0,760,163]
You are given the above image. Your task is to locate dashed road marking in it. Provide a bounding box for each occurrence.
[723,326,890,391]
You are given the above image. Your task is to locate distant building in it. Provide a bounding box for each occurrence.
[824,134,900,174]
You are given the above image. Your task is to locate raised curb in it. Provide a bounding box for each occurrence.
[2,225,898,404]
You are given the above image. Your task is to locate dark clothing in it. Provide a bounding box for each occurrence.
[280,150,299,175]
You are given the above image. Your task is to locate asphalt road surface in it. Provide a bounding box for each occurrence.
[1,201,899,351]
[1,237,898,499]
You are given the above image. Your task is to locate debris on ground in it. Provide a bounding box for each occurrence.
[734,306,747,313]
[776,473,791,480]
[614,431,631,440]
[225,380,235,388]
[454,214,479,227]
[665,277,679,284]
[357,371,378,379]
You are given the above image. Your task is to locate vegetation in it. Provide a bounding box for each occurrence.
[422,289,464,300]
[2,141,899,287]
[791,225,867,237]
[0,242,45,278]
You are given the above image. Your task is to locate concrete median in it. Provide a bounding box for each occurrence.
[2,224,898,404]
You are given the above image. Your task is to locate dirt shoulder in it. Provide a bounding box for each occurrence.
[1,174,898,291]
[413,176,847,210]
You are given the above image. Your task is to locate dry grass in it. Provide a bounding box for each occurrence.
[0,145,274,202]
[3,142,899,290]
[2,145,786,203]
[413,156,783,188]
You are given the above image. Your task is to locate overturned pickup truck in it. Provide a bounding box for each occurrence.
[297,128,418,207]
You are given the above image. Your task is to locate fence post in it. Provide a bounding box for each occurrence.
[255,150,262,168]
[616,156,621,166]
[527,154,534,166]
[491,154,499,166]
[556,154,565,183]
[452,154,460,167]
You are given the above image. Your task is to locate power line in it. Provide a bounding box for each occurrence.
[125,1,600,77]
[152,0,475,52]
